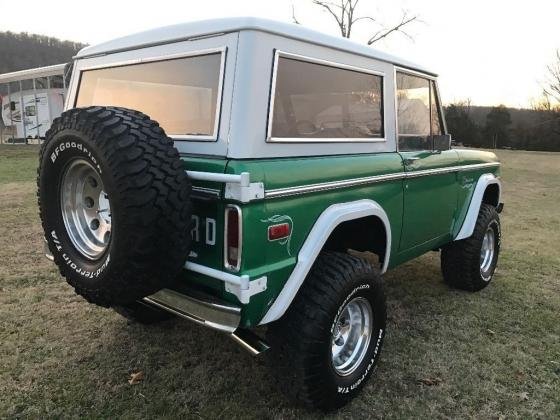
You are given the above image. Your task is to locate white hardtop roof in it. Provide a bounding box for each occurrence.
[76,17,436,76]
[0,63,66,84]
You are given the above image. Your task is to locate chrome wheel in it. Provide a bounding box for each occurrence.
[480,227,495,277]
[331,297,373,376]
[60,159,111,260]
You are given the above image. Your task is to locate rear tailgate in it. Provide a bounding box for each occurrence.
[182,156,227,270]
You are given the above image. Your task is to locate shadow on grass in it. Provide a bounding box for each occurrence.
[59,253,461,417]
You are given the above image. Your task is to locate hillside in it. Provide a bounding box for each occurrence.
[0,31,86,74]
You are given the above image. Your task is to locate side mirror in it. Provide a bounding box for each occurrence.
[433,134,452,151]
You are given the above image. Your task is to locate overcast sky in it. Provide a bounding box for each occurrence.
[1,0,558,107]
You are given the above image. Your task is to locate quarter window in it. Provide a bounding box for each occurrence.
[269,56,384,140]
[396,72,444,151]
[76,52,223,138]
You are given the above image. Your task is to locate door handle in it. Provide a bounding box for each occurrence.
[403,157,420,166]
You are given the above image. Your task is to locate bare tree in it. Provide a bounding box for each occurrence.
[543,49,560,105]
[291,4,300,25]
[292,0,418,45]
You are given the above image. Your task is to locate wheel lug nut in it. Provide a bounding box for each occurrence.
[84,197,94,208]
[90,219,100,230]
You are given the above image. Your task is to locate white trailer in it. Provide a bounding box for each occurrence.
[0,63,67,142]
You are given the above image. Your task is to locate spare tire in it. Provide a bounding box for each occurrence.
[38,106,192,307]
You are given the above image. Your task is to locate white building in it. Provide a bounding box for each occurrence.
[0,64,67,142]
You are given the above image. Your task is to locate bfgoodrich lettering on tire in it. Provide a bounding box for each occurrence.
[38,106,192,307]
[441,203,501,291]
[266,251,387,410]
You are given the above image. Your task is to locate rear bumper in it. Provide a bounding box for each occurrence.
[143,288,241,333]
[44,238,267,338]
[44,240,247,333]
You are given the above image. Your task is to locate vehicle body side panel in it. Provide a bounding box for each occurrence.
[259,199,392,324]
[224,153,404,326]
[453,149,501,239]
[398,149,459,251]
[179,152,500,327]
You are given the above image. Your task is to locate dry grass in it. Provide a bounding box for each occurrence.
[0,145,558,418]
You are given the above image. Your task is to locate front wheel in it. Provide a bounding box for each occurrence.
[441,203,501,291]
[266,252,386,410]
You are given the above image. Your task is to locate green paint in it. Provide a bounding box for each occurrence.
[180,150,500,327]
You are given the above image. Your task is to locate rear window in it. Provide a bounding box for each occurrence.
[76,52,223,139]
[268,55,384,141]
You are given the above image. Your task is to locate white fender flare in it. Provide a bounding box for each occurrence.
[455,173,502,241]
[259,199,391,325]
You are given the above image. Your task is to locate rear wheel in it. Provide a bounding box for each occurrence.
[441,203,501,291]
[266,252,386,410]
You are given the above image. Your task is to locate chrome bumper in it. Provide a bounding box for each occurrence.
[44,242,268,354]
[143,288,241,333]
[143,288,269,354]
[45,240,241,332]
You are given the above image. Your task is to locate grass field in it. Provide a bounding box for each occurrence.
[1,145,558,418]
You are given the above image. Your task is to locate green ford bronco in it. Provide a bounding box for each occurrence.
[39,18,503,410]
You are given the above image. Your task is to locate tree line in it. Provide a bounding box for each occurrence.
[0,31,85,74]
[445,102,560,152]
[446,50,560,152]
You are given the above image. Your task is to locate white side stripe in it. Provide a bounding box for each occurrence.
[266,162,500,199]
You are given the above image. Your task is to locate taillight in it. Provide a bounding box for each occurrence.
[224,205,242,271]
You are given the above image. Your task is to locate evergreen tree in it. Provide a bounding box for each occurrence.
[484,106,512,148]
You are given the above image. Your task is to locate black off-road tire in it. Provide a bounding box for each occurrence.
[38,106,192,307]
[266,251,387,411]
[441,203,501,291]
[113,302,174,324]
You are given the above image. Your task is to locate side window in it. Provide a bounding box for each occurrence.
[269,55,384,140]
[396,72,444,151]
